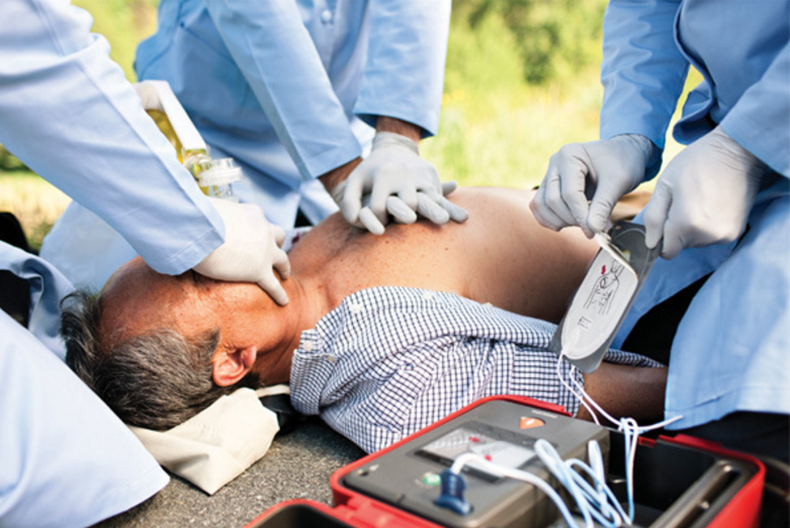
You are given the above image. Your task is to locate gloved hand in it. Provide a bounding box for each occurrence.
[193,198,291,305]
[644,127,766,259]
[332,132,468,235]
[531,134,656,237]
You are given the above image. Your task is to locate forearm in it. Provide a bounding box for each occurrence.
[579,364,667,423]
[376,116,422,144]
[318,157,362,194]
[318,116,421,193]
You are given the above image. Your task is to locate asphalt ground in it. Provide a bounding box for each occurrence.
[95,416,364,528]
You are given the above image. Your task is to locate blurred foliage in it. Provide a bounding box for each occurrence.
[0,145,30,172]
[72,0,159,81]
[0,170,71,252]
[427,0,609,187]
[451,0,607,85]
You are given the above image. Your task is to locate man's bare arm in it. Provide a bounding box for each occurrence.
[578,364,667,423]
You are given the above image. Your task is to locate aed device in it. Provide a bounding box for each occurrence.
[550,221,660,373]
[341,400,607,528]
[244,397,765,528]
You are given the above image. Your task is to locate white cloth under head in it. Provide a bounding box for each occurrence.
[129,385,288,495]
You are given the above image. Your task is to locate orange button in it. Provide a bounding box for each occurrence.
[519,417,545,429]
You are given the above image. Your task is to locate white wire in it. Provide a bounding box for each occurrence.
[556,354,600,425]
[565,358,683,432]
[535,440,629,528]
[450,452,589,528]
[450,439,631,528]
[557,352,684,522]
[445,352,685,527]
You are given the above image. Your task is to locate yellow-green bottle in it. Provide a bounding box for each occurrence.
[147,109,240,200]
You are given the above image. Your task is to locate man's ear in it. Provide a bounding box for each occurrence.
[212,346,258,387]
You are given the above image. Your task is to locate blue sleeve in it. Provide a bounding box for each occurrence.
[203,0,362,180]
[720,41,790,178]
[353,0,451,138]
[0,0,224,275]
[0,243,169,526]
[0,311,169,527]
[599,0,689,152]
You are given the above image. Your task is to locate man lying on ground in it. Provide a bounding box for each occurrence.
[62,187,666,453]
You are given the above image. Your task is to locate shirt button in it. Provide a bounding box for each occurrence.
[302,341,314,352]
[350,303,364,314]
[422,291,435,301]
[320,9,333,23]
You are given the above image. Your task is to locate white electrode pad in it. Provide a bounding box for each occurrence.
[550,222,660,373]
[561,245,638,360]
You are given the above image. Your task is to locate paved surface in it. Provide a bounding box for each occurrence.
[96,417,364,528]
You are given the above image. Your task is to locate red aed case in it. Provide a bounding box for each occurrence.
[244,396,765,528]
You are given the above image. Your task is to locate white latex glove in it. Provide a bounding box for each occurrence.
[531,134,656,237]
[643,127,766,260]
[193,198,291,305]
[332,132,468,235]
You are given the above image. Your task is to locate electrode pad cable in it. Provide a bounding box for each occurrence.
[444,439,629,528]
[556,352,683,521]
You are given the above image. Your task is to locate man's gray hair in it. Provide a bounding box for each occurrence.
[61,290,260,431]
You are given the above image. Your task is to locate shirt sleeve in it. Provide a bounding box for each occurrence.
[599,0,689,153]
[720,41,790,178]
[0,0,224,275]
[353,0,451,138]
[203,0,362,180]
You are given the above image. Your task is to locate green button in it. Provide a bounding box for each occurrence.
[422,472,442,486]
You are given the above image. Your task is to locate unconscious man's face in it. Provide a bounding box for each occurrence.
[62,257,279,431]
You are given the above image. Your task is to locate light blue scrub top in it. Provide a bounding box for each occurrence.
[0,0,226,277]
[0,243,169,528]
[603,0,790,429]
[135,0,451,227]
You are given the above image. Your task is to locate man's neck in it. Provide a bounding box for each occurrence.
[250,273,333,384]
[281,274,332,350]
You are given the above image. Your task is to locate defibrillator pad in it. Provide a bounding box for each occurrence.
[550,221,660,373]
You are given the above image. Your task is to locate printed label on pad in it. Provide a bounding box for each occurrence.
[561,250,638,361]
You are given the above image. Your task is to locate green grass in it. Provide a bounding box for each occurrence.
[424,6,703,191]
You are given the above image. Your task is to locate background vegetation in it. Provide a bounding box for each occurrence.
[0,0,695,250]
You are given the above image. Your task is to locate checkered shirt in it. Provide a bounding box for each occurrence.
[290,287,660,453]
